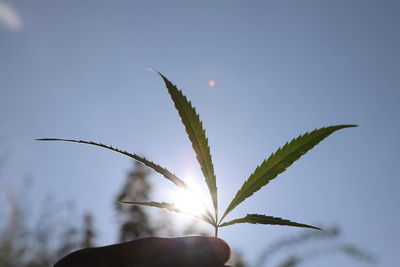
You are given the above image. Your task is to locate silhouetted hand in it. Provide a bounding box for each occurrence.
[54,236,231,267]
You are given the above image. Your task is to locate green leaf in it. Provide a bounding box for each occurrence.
[37,138,191,190]
[156,72,218,219]
[220,125,357,222]
[37,138,215,223]
[120,200,215,226]
[219,214,321,230]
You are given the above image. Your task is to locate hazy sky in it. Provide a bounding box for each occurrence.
[1,1,399,266]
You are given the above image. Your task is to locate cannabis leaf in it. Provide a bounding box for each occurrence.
[36,138,216,222]
[219,214,321,230]
[38,71,356,237]
[157,72,219,221]
[36,138,190,189]
[219,125,356,223]
[119,200,215,226]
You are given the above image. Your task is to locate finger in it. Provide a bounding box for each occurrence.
[54,248,109,267]
[99,236,230,266]
[152,239,230,267]
[172,236,231,263]
[54,236,231,267]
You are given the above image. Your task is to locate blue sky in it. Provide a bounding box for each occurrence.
[1,0,399,266]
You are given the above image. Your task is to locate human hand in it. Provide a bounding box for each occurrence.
[54,236,231,267]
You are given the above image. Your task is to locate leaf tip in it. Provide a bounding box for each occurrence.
[146,67,157,73]
[312,225,323,231]
[146,67,164,79]
[147,68,170,84]
[344,124,358,128]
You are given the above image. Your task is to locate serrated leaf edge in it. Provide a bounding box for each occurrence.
[157,72,218,220]
[120,200,215,226]
[220,125,357,223]
[219,214,321,230]
[36,138,215,222]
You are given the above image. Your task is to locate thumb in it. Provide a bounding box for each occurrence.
[153,237,230,267]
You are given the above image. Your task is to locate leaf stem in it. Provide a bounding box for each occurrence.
[214,225,218,238]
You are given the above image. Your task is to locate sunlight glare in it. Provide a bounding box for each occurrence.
[170,163,210,217]
[172,189,207,216]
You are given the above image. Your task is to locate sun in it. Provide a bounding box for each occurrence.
[171,189,207,217]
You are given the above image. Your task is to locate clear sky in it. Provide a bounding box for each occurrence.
[1,0,399,266]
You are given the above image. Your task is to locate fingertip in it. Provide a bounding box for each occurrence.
[214,238,231,263]
[171,236,231,263]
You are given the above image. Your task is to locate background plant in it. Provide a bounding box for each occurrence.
[38,72,356,238]
[256,226,376,267]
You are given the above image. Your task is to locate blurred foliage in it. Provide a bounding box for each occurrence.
[256,226,376,267]
[0,157,205,266]
[0,183,84,266]
[80,213,96,249]
[115,161,156,241]
[0,138,95,266]
[229,249,248,267]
